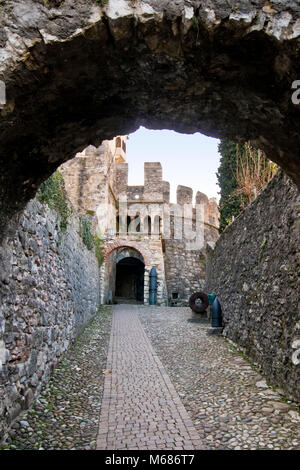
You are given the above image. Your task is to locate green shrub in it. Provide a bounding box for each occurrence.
[37,171,71,231]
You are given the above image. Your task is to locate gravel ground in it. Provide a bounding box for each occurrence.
[138,306,300,451]
[2,306,112,450]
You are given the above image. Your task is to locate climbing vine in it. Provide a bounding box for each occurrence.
[80,218,104,267]
[94,232,104,267]
[37,171,71,232]
[80,217,94,251]
[217,141,245,233]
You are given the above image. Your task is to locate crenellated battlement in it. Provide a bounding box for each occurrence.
[59,137,219,233]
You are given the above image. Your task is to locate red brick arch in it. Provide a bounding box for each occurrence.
[103,240,151,266]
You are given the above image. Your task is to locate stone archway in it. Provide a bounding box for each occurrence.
[100,244,149,305]
[1,1,300,240]
[103,241,151,266]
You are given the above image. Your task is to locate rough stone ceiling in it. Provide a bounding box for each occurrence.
[0,0,300,239]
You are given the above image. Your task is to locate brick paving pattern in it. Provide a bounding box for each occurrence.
[96,305,203,450]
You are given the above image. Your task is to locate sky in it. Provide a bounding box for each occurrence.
[126,127,221,203]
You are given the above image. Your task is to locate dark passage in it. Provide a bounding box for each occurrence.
[115,257,144,302]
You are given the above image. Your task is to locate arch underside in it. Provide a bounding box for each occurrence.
[116,247,145,265]
[104,242,150,266]
[1,1,300,240]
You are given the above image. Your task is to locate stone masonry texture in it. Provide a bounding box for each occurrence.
[0,198,100,442]
[206,171,300,402]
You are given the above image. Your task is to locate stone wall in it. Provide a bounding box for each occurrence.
[164,221,219,305]
[164,240,207,303]
[126,186,144,202]
[206,172,300,402]
[115,162,129,196]
[143,163,163,201]
[0,198,100,442]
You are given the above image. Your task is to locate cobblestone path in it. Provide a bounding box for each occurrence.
[138,306,300,450]
[96,305,204,450]
[3,305,300,450]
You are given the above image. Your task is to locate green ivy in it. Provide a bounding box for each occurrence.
[94,232,104,267]
[37,171,71,232]
[80,220,104,267]
[80,217,94,251]
[217,140,246,233]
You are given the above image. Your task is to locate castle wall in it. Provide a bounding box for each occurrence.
[59,136,127,213]
[126,186,144,201]
[162,181,170,204]
[196,191,209,224]
[164,240,207,303]
[208,198,219,227]
[177,185,193,205]
[115,162,129,196]
[206,171,300,402]
[163,213,219,304]
[162,185,219,304]
[144,163,163,201]
[59,139,128,235]
[0,198,100,441]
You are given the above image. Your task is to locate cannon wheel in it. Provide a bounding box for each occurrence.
[189,292,209,314]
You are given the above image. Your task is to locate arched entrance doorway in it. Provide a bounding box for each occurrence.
[115,257,145,303]
[101,245,147,305]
